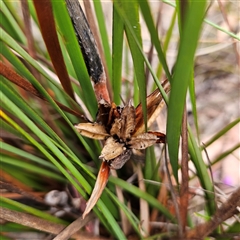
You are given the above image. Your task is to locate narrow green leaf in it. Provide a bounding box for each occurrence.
[1,154,64,181]
[1,1,26,44]
[1,142,59,171]
[115,0,147,129]
[188,126,215,214]
[211,143,240,166]
[163,0,240,41]
[166,1,207,180]
[189,71,200,143]
[109,176,175,222]
[112,3,124,104]
[93,1,112,79]
[138,0,172,81]
[51,0,97,117]
[112,2,169,104]
[202,118,240,148]
[0,197,68,225]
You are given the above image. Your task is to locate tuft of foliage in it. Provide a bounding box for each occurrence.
[1,0,239,239]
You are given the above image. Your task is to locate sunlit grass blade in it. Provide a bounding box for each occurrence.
[1,142,59,171]
[211,143,240,166]
[106,190,141,236]
[112,2,169,104]
[156,9,177,81]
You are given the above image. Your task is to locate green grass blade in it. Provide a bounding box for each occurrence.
[93,1,112,79]
[1,1,26,44]
[202,118,240,148]
[138,0,172,81]
[166,1,207,180]
[188,126,215,214]
[51,0,97,116]
[189,71,200,143]
[163,0,240,41]
[109,176,175,222]
[1,154,64,181]
[0,197,68,225]
[1,142,59,171]
[112,3,124,104]
[112,2,169,104]
[115,0,147,128]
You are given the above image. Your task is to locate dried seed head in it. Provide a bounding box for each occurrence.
[109,149,132,169]
[99,137,125,160]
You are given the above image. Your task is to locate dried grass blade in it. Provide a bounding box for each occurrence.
[33,0,75,99]
[0,62,83,118]
[82,161,110,219]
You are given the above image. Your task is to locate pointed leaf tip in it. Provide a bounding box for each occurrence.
[82,161,110,219]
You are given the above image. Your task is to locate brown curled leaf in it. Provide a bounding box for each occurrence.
[82,161,110,219]
[148,131,166,143]
[129,133,158,150]
[74,122,109,140]
[134,79,170,135]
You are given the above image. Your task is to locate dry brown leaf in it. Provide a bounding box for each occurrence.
[82,161,110,219]
[129,133,158,150]
[75,122,109,140]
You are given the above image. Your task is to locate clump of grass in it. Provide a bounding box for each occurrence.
[1,0,239,239]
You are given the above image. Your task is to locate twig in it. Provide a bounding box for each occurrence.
[0,207,65,235]
[0,181,45,204]
[186,187,240,238]
[53,213,94,240]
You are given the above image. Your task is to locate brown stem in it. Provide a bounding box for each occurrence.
[53,213,94,240]
[179,105,188,235]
